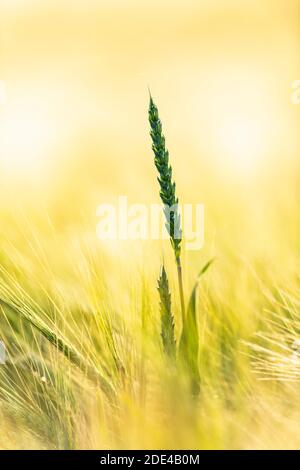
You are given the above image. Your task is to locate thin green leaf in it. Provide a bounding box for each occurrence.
[179,258,214,394]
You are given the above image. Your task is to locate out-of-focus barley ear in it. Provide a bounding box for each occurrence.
[0,297,114,398]
[148,94,185,320]
[157,265,176,359]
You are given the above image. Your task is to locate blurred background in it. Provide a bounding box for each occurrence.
[0,0,299,306]
[0,1,299,272]
[1,0,299,208]
[0,0,300,298]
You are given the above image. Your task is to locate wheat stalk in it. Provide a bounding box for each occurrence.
[148,95,185,320]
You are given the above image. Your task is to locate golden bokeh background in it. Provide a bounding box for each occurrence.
[0,0,300,284]
[0,0,299,295]
[1,1,299,184]
[0,1,299,270]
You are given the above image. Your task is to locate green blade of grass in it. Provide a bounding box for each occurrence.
[179,258,214,394]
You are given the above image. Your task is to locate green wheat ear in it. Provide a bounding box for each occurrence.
[157,265,176,359]
[148,95,182,259]
[148,95,185,319]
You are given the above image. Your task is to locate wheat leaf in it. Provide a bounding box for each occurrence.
[179,258,214,394]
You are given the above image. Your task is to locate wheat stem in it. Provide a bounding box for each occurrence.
[176,256,185,324]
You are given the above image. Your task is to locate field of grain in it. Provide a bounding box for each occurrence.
[0,0,300,449]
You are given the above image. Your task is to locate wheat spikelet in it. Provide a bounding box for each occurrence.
[157,265,176,359]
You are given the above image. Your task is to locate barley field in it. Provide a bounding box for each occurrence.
[0,0,300,450]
